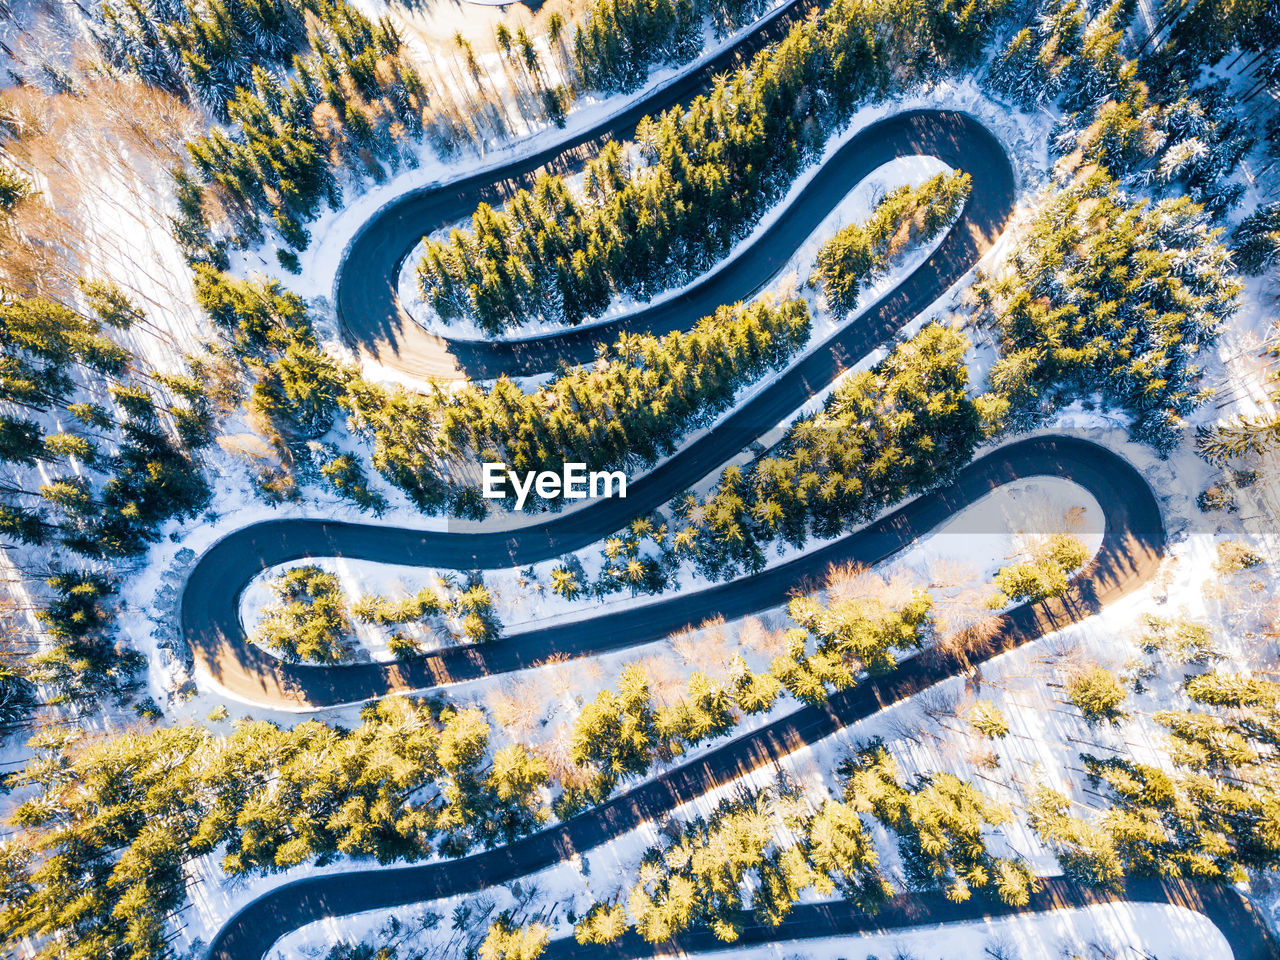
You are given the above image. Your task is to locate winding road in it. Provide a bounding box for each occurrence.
[340,105,1007,381]
[208,437,1180,960]
[535,880,1279,959]
[185,108,1015,708]
[185,10,1280,959]
[208,437,1279,960]
[335,0,820,382]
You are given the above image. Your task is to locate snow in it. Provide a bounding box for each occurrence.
[172,398,1280,952]
[235,476,1103,665]
[267,898,1227,960]
[5,3,1280,958]
[14,18,1280,958]
[236,549,1256,960]
[151,82,1059,704]
[720,907,1227,960]
[136,82,1059,703]
[171,498,1131,952]
[166,475,1105,953]
[235,0,801,326]
[111,342,1280,960]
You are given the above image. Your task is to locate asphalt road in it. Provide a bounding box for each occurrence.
[204,443,1279,960]
[189,436,1156,708]
[342,109,1008,381]
[184,107,1015,708]
[335,0,821,381]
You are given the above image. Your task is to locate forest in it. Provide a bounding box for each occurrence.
[197,164,967,520]
[414,0,1002,333]
[0,0,1278,953]
[7,596,1280,960]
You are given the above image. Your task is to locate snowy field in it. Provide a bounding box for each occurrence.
[42,61,1279,956]
[266,898,1227,960]
[168,399,1280,953]
[178,477,1105,947]
[235,509,1269,959]
[128,77,1055,720]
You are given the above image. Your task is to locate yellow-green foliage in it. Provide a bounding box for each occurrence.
[988,533,1090,607]
[254,564,352,664]
[1214,540,1264,573]
[813,170,973,315]
[1065,666,1127,724]
[841,743,1034,905]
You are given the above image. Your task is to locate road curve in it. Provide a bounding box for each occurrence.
[207,436,1212,960]
[195,72,1280,960]
[205,437,1280,960]
[350,111,1007,381]
[336,0,820,381]
[191,434,1139,709]
[191,13,1280,958]
[186,108,1014,709]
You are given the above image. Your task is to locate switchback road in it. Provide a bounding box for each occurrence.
[338,109,1008,380]
[185,108,1015,708]
[206,437,1241,960]
[336,0,820,381]
[188,13,1278,959]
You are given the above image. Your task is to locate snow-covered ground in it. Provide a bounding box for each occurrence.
[170,399,1280,954]
[128,78,1057,718]
[706,905,1228,960]
[172,477,1103,950]
[266,896,1226,960]
[209,78,1061,679]
[5,3,1280,958]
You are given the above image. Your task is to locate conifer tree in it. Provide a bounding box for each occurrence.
[253,564,353,663]
[841,743,1035,905]
[1065,667,1128,725]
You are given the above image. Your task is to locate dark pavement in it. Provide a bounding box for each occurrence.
[202,437,1273,960]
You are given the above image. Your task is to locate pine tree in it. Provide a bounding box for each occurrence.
[813,171,972,315]
[841,743,1034,905]
[1065,667,1128,725]
[253,565,353,664]
[574,903,627,944]
[478,918,549,960]
[569,662,657,796]
[1232,201,1280,274]
[979,174,1240,454]
[0,164,32,214]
